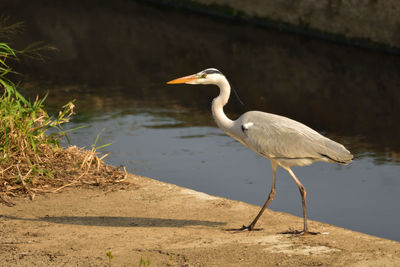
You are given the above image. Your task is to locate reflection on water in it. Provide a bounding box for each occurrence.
[4,0,400,240]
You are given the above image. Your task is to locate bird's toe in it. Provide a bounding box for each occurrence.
[280,229,319,235]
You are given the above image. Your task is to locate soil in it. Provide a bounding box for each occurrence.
[1,174,399,266]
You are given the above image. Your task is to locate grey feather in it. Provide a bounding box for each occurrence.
[239,111,353,165]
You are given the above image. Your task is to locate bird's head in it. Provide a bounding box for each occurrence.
[167,68,224,85]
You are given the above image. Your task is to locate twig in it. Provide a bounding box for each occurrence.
[115,166,128,182]
[0,165,13,177]
[5,191,16,197]
[0,193,15,206]
[31,181,78,193]
[52,181,78,192]
[80,180,99,185]
[17,166,35,200]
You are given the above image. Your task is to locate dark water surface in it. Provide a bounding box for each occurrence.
[4,0,400,240]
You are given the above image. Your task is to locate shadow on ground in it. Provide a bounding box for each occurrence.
[0,215,226,228]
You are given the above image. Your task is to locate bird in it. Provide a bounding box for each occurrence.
[167,68,353,234]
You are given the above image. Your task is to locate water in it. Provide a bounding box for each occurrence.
[52,100,400,242]
[7,1,400,241]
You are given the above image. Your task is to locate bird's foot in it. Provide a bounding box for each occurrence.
[226,225,263,232]
[280,229,319,236]
[239,225,252,231]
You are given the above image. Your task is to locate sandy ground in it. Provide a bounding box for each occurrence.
[1,174,399,266]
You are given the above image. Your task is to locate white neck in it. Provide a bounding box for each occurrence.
[211,76,235,132]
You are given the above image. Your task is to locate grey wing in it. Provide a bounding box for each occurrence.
[240,111,353,164]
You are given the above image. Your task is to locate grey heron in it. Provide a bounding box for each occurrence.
[167,68,353,234]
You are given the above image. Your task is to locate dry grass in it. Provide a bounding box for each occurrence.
[0,144,128,206]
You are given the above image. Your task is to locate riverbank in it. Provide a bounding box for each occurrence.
[1,172,399,266]
[159,0,400,51]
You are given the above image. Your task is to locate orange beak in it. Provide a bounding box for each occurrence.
[166,74,197,84]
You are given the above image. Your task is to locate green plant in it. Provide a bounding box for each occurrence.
[106,250,114,267]
[139,256,151,267]
[0,22,74,162]
[0,20,74,197]
[168,253,175,267]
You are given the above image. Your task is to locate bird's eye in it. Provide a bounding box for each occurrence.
[201,73,207,78]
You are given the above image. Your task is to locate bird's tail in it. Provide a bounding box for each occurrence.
[321,139,353,164]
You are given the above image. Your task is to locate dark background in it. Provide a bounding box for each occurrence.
[2,0,400,156]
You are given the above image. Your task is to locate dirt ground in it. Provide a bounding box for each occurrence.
[1,174,399,266]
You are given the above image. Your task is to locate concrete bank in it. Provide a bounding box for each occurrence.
[158,0,400,51]
[1,174,399,266]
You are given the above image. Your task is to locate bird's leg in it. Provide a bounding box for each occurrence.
[241,162,278,231]
[285,168,318,235]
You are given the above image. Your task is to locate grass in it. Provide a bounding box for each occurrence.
[139,256,151,267]
[0,19,69,160]
[0,19,127,206]
[106,251,114,267]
